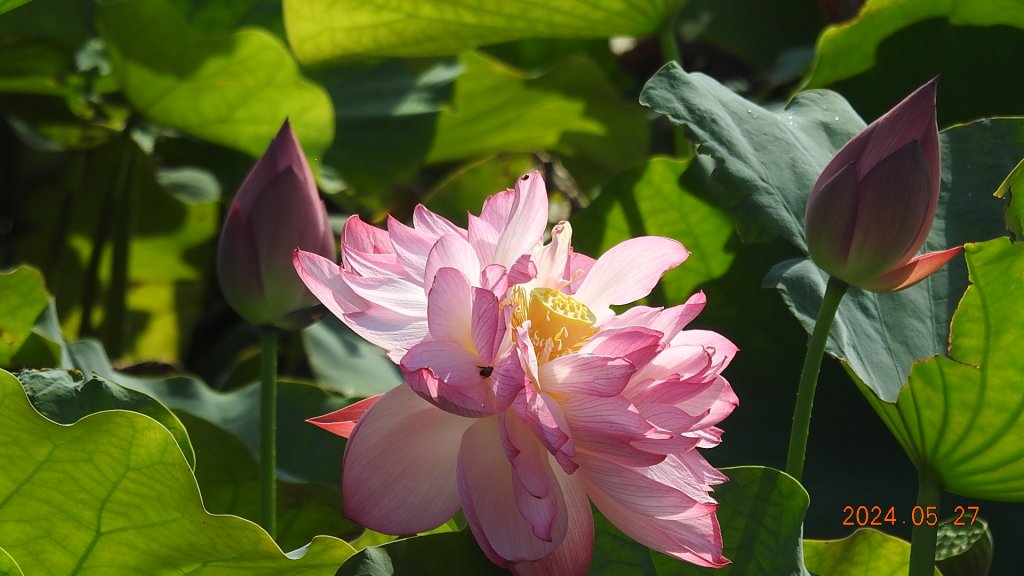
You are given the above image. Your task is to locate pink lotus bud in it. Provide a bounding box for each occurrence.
[804,78,962,292]
[217,120,336,329]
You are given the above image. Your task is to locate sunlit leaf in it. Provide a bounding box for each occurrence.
[993,156,1024,240]
[97,0,333,159]
[0,266,49,367]
[860,239,1024,501]
[572,157,736,307]
[429,52,648,189]
[0,369,356,573]
[653,467,809,576]
[0,546,24,576]
[803,529,939,576]
[641,64,1019,401]
[284,0,671,62]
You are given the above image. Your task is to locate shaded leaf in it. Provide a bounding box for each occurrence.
[591,511,657,575]
[860,239,1024,501]
[97,0,333,159]
[423,154,539,227]
[302,314,402,398]
[284,0,671,62]
[642,65,1020,401]
[652,467,809,576]
[0,266,49,367]
[336,530,505,576]
[0,369,356,573]
[803,529,939,576]
[0,0,32,16]
[16,368,195,467]
[993,156,1024,240]
[572,157,736,307]
[802,0,1024,125]
[68,340,348,486]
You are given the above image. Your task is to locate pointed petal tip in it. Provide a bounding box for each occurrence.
[864,245,962,292]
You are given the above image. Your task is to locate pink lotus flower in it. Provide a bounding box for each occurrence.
[296,173,736,573]
[804,78,961,292]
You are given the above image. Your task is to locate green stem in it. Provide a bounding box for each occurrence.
[785,276,848,482]
[909,473,942,576]
[658,0,694,159]
[259,328,279,538]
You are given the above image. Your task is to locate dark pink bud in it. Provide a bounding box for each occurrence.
[217,120,336,328]
[805,78,961,292]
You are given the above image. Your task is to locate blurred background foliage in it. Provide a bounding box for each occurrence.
[2,0,1023,573]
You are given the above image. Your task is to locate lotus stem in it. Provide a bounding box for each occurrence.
[909,473,942,576]
[786,275,848,481]
[259,327,278,538]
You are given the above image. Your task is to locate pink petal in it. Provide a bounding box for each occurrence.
[294,249,428,353]
[508,253,539,285]
[387,215,435,282]
[426,267,474,347]
[413,203,467,239]
[306,395,382,439]
[510,468,593,576]
[468,213,500,265]
[862,245,963,292]
[672,375,739,433]
[424,233,482,291]
[493,172,549,267]
[471,286,503,365]
[563,249,595,295]
[342,246,409,279]
[479,263,509,296]
[342,271,427,319]
[559,393,666,468]
[578,453,728,568]
[534,221,572,288]
[574,237,689,314]
[342,215,394,255]
[538,354,634,397]
[458,418,567,564]
[502,413,565,542]
[511,379,577,474]
[669,329,739,374]
[579,326,663,367]
[342,385,472,534]
[403,364,497,417]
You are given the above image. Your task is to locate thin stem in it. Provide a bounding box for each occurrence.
[105,136,139,357]
[909,473,942,576]
[259,328,279,538]
[658,0,694,159]
[785,276,848,482]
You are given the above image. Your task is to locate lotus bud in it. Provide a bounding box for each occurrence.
[804,78,962,292]
[217,120,336,329]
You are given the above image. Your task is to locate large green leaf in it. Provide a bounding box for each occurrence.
[591,511,657,575]
[0,546,24,576]
[97,0,333,159]
[0,0,32,15]
[641,65,1020,401]
[572,157,736,307]
[803,529,939,576]
[17,368,195,467]
[337,530,505,576]
[68,340,348,486]
[861,238,1024,500]
[428,51,649,189]
[653,467,809,576]
[0,266,49,367]
[0,369,356,573]
[283,0,671,63]
[802,0,1024,125]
